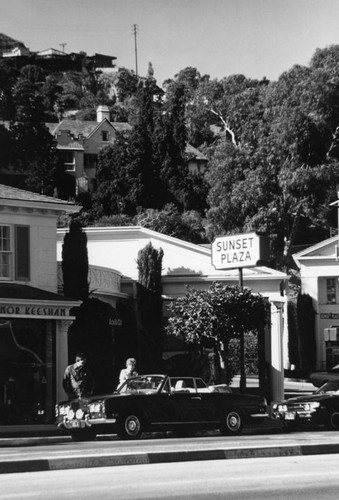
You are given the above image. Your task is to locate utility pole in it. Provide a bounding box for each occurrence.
[131,24,138,76]
[59,43,67,53]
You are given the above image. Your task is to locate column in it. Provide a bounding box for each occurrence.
[56,320,70,402]
[270,301,284,401]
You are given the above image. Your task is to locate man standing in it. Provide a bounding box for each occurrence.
[63,352,94,399]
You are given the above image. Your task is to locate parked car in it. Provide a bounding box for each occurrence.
[55,374,269,440]
[309,364,339,388]
[271,380,339,431]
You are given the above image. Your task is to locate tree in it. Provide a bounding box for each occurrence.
[166,282,269,389]
[137,242,163,295]
[157,83,190,208]
[8,75,60,194]
[205,61,339,268]
[92,132,134,215]
[136,243,164,372]
[133,204,206,243]
[61,220,89,300]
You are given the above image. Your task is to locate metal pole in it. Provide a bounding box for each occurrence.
[238,268,246,393]
[132,24,138,76]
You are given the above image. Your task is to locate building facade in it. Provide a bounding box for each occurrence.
[57,226,289,400]
[293,235,339,370]
[0,185,80,428]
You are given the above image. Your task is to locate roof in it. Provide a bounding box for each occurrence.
[57,225,287,283]
[293,235,339,264]
[0,283,78,302]
[0,184,79,213]
[185,144,208,161]
[47,120,132,139]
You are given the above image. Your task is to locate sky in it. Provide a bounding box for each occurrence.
[1,0,339,86]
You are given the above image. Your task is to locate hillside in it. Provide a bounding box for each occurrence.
[0,33,27,56]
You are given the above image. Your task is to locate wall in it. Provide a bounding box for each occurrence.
[1,209,58,293]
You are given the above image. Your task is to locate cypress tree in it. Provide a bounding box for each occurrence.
[61,219,89,300]
[136,243,164,372]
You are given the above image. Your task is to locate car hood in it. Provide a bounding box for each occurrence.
[58,392,139,406]
[282,393,333,404]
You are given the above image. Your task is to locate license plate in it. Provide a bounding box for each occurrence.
[70,420,83,428]
[285,412,295,420]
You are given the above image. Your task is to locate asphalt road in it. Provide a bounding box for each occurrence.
[1,429,339,474]
[1,454,339,499]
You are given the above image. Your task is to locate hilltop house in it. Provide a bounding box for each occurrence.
[47,106,208,196]
[46,106,132,195]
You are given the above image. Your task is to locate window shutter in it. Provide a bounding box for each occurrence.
[15,225,30,281]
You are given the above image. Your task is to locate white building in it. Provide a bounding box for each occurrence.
[57,226,288,400]
[0,185,79,428]
[293,235,339,370]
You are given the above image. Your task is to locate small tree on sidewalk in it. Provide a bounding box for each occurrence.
[166,282,269,389]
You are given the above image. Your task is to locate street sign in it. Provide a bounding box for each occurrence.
[211,232,268,270]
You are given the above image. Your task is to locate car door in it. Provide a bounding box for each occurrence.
[168,378,210,423]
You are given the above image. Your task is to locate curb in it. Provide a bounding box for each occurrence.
[1,442,339,474]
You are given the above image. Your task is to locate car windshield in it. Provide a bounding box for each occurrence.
[118,375,165,394]
[315,380,339,394]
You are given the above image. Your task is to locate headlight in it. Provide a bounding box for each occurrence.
[278,404,288,412]
[304,402,320,411]
[89,401,105,414]
[76,409,84,419]
[58,405,70,416]
[66,409,75,420]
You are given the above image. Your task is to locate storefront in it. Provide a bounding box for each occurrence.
[0,285,79,425]
[0,184,80,428]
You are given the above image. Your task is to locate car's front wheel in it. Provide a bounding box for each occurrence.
[117,413,143,439]
[327,411,339,430]
[220,409,243,435]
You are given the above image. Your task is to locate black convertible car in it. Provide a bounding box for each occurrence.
[271,380,339,431]
[55,374,269,440]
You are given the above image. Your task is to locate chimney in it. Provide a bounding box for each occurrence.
[97,105,110,122]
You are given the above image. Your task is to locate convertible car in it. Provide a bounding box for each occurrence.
[55,374,269,440]
[309,364,339,388]
[271,380,339,431]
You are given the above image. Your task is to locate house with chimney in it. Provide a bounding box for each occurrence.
[46,106,132,194]
[47,106,208,196]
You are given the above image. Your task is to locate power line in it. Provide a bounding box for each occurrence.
[131,24,138,76]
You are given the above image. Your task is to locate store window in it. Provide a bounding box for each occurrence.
[0,225,30,281]
[327,278,337,304]
[0,225,11,278]
[0,319,55,425]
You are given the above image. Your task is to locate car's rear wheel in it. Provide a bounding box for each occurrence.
[220,409,243,435]
[70,429,96,442]
[117,413,143,439]
[328,411,339,430]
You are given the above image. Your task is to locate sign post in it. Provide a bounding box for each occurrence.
[211,232,268,393]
